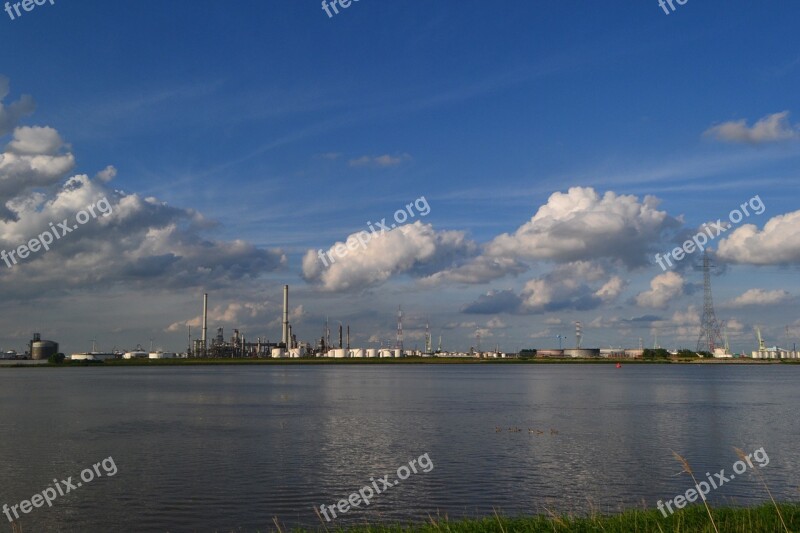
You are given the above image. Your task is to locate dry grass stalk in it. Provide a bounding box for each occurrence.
[733,447,789,533]
[671,450,720,533]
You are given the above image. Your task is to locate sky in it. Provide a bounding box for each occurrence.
[0,0,799,355]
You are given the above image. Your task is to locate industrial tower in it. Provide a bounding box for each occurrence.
[396,306,404,352]
[697,250,724,353]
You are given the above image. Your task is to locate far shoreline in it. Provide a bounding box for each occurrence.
[0,356,795,368]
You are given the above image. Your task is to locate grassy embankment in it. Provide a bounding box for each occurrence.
[286,503,799,532]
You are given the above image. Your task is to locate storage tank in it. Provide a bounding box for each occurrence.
[537,349,564,358]
[394,349,403,358]
[379,349,393,358]
[563,348,600,358]
[624,349,645,359]
[31,340,59,360]
[271,348,285,358]
[351,349,365,358]
[367,348,379,358]
[332,348,347,358]
[149,351,176,359]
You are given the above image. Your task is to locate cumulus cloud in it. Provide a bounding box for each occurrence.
[704,111,798,144]
[1,126,75,211]
[463,261,625,314]
[349,153,411,168]
[7,126,64,155]
[0,173,287,297]
[635,272,685,309]
[95,165,117,183]
[595,276,626,302]
[717,210,800,265]
[726,288,791,308]
[486,187,678,268]
[302,221,475,292]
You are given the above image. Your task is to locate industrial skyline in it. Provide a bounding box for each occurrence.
[0,2,799,356]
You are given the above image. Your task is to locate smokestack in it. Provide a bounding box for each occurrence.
[202,293,208,355]
[282,285,290,347]
[338,324,343,349]
[346,325,350,349]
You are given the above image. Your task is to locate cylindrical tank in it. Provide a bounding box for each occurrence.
[332,348,347,358]
[271,348,285,358]
[537,349,564,358]
[367,348,379,358]
[31,340,58,360]
[394,349,403,358]
[379,349,393,358]
[351,349,365,358]
[563,348,600,358]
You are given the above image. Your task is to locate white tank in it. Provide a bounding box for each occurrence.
[367,348,379,358]
[394,349,403,358]
[379,349,393,358]
[149,351,176,359]
[332,349,347,358]
[351,349,365,358]
[289,347,306,358]
[271,348,285,358]
[123,351,148,359]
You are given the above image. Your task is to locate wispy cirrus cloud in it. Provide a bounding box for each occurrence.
[349,153,411,168]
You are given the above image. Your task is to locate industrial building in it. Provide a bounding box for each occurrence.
[30,333,59,360]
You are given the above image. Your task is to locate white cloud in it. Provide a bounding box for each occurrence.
[7,126,65,155]
[0,126,75,208]
[95,165,117,183]
[302,221,475,292]
[717,210,800,265]
[486,187,677,268]
[704,111,798,144]
[726,288,791,307]
[595,276,626,302]
[635,272,685,309]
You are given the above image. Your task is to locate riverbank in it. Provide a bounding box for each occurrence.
[290,502,799,532]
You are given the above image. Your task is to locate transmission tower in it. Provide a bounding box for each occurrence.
[396,306,404,352]
[424,320,432,354]
[697,250,724,353]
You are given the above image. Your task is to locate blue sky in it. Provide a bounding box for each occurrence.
[0,1,799,354]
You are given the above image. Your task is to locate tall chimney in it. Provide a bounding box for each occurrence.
[346,325,350,349]
[202,293,208,355]
[282,285,290,347]
[338,324,343,349]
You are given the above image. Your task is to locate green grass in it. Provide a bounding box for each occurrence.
[287,503,799,532]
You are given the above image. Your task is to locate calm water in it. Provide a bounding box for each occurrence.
[0,364,797,532]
